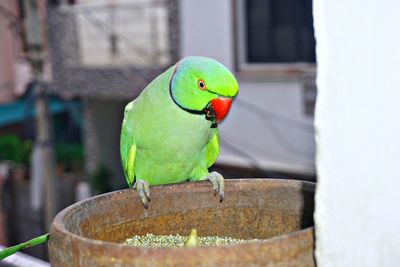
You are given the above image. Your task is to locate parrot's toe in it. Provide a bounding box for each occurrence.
[206,171,225,202]
[134,180,151,209]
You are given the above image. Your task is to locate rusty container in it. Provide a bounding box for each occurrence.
[49,179,315,266]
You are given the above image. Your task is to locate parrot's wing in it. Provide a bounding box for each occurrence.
[120,126,137,188]
[205,132,220,168]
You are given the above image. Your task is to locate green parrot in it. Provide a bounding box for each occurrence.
[120,56,238,208]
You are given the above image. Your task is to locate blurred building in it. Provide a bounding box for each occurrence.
[47,0,179,188]
[0,1,31,103]
[46,0,316,185]
[0,0,82,259]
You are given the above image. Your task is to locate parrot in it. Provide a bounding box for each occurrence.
[120,56,238,208]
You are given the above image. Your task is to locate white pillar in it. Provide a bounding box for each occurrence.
[314,0,400,266]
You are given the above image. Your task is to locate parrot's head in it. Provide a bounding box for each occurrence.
[170,56,238,127]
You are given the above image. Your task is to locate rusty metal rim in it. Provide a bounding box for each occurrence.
[50,178,315,252]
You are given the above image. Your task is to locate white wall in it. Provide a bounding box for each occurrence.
[180,0,315,175]
[314,0,400,266]
[180,0,234,69]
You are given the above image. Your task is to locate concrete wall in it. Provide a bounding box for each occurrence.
[314,0,400,265]
[0,0,46,103]
[0,0,19,103]
[180,0,315,175]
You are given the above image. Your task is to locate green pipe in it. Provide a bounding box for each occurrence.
[0,233,49,260]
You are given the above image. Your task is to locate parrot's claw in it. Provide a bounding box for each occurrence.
[206,171,225,202]
[134,180,151,209]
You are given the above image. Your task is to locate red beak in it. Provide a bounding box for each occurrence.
[210,97,232,123]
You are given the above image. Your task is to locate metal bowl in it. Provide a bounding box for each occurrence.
[49,179,315,266]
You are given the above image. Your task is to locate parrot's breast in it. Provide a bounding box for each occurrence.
[123,67,216,185]
[134,113,214,185]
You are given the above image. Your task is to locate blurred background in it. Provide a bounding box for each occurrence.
[0,0,316,261]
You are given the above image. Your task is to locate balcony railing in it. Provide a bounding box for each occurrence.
[47,0,179,99]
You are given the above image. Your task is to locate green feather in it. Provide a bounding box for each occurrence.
[120,57,238,186]
[120,107,137,188]
[206,132,219,168]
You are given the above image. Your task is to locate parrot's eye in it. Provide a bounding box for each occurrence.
[197,79,206,90]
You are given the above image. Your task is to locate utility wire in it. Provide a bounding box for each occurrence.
[219,136,266,175]
[261,118,313,157]
[235,98,314,133]
[219,135,315,177]
[222,130,314,164]
[234,99,314,157]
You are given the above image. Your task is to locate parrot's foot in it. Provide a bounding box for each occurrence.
[206,171,225,202]
[134,179,151,209]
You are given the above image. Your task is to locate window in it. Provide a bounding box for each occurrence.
[237,0,316,68]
